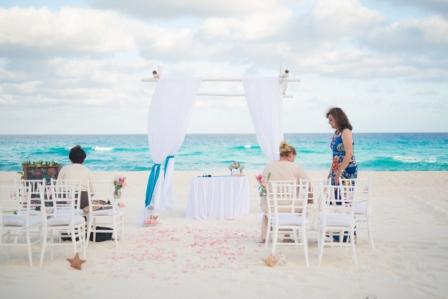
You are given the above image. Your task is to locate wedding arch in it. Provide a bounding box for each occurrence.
[142,68,299,212]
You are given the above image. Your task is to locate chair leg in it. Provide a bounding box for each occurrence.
[367,217,375,249]
[302,227,309,268]
[317,228,325,266]
[294,229,299,248]
[85,218,92,249]
[5,232,11,258]
[264,217,270,248]
[271,227,278,256]
[113,216,118,248]
[26,230,33,267]
[81,225,87,259]
[40,229,47,267]
[50,230,55,260]
[121,216,125,241]
[350,227,358,265]
[71,228,77,255]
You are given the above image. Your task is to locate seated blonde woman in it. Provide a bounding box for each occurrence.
[260,141,309,242]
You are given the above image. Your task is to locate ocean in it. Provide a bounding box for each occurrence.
[0,133,447,172]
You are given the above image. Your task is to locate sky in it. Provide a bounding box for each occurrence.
[0,0,447,134]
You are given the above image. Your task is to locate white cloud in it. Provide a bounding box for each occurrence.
[293,48,443,79]
[0,7,204,62]
[0,1,447,134]
[381,0,448,16]
[92,0,286,18]
[363,16,448,55]
[202,7,293,40]
[0,7,136,55]
[0,64,16,80]
[422,16,448,44]
[312,0,384,37]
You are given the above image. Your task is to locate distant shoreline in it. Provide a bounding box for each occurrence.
[0,132,447,136]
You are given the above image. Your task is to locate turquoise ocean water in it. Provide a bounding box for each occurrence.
[0,133,447,172]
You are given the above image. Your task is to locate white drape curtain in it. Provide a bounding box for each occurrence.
[147,78,200,210]
[243,77,284,161]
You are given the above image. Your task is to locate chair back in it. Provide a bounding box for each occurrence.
[48,179,82,216]
[300,178,331,205]
[18,179,46,213]
[0,180,44,227]
[89,180,115,212]
[320,183,357,214]
[0,183,22,228]
[340,178,370,197]
[266,180,309,222]
[340,178,371,214]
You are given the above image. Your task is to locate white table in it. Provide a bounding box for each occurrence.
[186,176,250,220]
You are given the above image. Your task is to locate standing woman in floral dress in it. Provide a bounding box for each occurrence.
[326,107,358,185]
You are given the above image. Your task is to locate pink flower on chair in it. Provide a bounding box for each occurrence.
[255,173,270,197]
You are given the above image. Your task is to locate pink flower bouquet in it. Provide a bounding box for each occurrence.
[255,173,269,197]
[113,176,127,199]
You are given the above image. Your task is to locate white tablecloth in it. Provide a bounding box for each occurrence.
[186,176,250,220]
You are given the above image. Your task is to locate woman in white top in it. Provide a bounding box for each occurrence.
[260,142,309,242]
[58,145,94,210]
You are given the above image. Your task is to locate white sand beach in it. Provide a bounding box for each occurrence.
[1,170,448,299]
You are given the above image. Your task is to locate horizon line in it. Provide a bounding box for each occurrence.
[0,131,447,136]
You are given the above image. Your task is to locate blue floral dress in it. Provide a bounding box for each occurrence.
[329,132,358,185]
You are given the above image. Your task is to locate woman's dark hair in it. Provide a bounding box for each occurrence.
[69,145,86,164]
[326,107,353,131]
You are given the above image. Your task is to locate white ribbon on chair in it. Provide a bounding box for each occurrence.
[146,77,200,212]
[243,77,284,161]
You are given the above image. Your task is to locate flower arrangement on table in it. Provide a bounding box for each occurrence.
[21,160,61,181]
[255,172,270,197]
[229,161,244,175]
[113,176,127,207]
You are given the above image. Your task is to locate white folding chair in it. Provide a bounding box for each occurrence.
[40,179,86,267]
[264,180,296,247]
[266,180,309,267]
[300,178,325,205]
[318,183,358,265]
[86,180,124,248]
[0,180,44,266]
[340,178,374,248]
[300,178,330,239]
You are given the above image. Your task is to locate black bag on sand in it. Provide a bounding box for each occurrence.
[89,227,113,242]
[61,227,113,242]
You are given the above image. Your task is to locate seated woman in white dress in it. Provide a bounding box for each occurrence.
[57,145,94,210]
[260,141,309,242]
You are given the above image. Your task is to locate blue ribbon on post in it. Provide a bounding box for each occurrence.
[144,155,175,208]
[164,155,174,176]
[145,163,161,208]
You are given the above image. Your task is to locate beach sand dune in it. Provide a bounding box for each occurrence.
[0,171,447,299]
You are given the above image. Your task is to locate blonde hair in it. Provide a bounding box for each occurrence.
[279,141,296,158]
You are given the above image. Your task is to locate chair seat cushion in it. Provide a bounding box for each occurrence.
[45,207,84,218]
[2,215,41,227]
[273,214,305,226]
[320,213,353,226]
[47,215,85,226]
[90,208,119,216]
